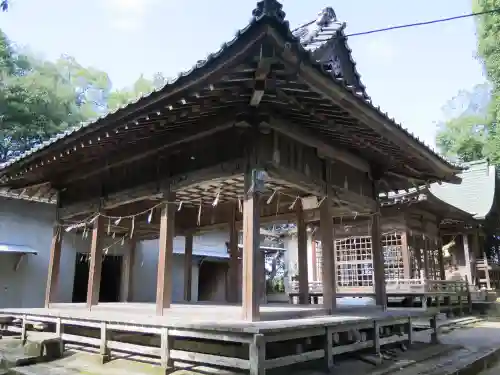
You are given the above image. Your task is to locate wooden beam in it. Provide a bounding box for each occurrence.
[44,225,63,307]
[296,199,309,304]
[60,158,246,220]
[120,239,136,302]
[266,164,376,213]
[268,118,370,173]
[228,204,240,303]
[241,171,261,321]
[87,214,105,308]
[319,171,336,312]
[183,234,193,302]
[62,120,237,185]
[156,196,176,315]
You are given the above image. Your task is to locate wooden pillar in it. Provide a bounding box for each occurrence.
[156,197,176,316]
[120,239,136,302]
[183,234,193,302]
[438,236,446,280]
[296,200,309,304]
[472,231,480,286]
[228,205,239,303]
[320,181,336,312]
[241,171,261,321]
[462,234,472,285]
[87,214,105,308]
[44,224,63,307]
[401,231,410,279]
[423,237,430,279]
[371,208,387,309]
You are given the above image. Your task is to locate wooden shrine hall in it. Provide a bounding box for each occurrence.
[0,0,462,325]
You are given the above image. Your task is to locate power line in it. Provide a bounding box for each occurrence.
[345,8,500,38]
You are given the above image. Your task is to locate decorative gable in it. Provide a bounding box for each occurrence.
[293,7,368,98]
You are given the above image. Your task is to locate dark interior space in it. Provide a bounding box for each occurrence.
[198,260,228,302]
[72,253,123,303]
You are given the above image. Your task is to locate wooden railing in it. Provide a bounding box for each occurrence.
[289,279,468,295]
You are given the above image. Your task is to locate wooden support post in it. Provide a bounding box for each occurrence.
[44,224,63,308]
[120,239,136,302]
[249,334,265,375]
[423,237,430,280]
[407,317,413,347]
[156,196,176,316]
[56,317,64,354]
[324,327,334,371]
[472,231,480,286]
[373,322,381,355]
[160,328,174,369]
[184,234,193,302]
[371,209,387,309]
[100,322,110,364]
[242,171,261,321]
[87,214,104,309]
[438,236,446,280]
[21,315,27,343]
[430,316,439,344]
[320,182,336,312]
[462,234,472,286]
[296,200,309,305]
[228,204,239,303]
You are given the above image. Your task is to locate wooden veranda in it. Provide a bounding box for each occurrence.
[0,1,462,372]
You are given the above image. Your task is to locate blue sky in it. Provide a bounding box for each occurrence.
[0,0,485,149]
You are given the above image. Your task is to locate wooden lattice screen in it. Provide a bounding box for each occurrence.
[314,234,405,287]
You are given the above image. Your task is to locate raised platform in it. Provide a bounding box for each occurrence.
[0,303,439,374]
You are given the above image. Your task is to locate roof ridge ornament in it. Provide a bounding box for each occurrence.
[252,0,286,23]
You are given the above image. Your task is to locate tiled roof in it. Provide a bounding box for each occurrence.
[292,7,368,98]
[0,188,54,204]
[0,1,459,176]
[430,159,496,220]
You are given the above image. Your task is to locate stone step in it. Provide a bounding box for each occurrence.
[384,346,500,375]
[0,334,64,373]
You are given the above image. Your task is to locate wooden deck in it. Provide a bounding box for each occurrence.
[0,303,439,374]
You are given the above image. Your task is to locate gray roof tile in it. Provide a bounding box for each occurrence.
[430,159,496,219]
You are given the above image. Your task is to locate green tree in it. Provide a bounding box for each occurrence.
[436,114,489,162]
[0,29,111,162]
[107,73,166,112]
[473,0,500,164]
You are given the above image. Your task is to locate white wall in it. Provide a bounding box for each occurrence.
[0,197,120,307]
[133,231,230,303]
[0,197,231,308]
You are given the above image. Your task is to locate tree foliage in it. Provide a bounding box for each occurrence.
[436,1,500,164]
[0,25,169,164]
[0,29,113,163]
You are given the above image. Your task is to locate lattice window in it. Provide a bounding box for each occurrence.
[315,232,407,288]
[335,236,374,287]
[383,233,405,280]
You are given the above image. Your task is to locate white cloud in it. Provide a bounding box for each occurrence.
[102,0,158,31]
